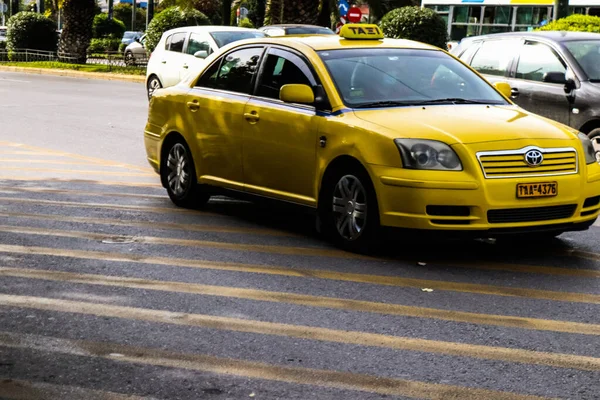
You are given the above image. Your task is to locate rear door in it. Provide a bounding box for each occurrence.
[507,40,571,125]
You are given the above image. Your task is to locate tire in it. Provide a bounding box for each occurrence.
[588,128,600,156]
[124,51,135,66]
[147,75,162,100]
[161,139,210,208]
[319,166,380,253]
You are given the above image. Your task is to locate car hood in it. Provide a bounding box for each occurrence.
[352,105,577,145]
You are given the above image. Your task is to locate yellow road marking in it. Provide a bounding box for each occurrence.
[1,293,598,371]
[0,186,166,200]
[0,167,155,177]
[440,260,600,278]
[0,211,295,237]
[0,142,154,173]
[562,249,600,263]
[0,331,555,399]
[0,225,359,259]
[0,176,162,187]
[1,266,599,336]
[0,196,206,215]
[0,379,152,400]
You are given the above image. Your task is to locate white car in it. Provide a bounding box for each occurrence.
[146,26,266,99]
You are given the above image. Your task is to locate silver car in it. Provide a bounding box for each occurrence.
[123,34,148,66]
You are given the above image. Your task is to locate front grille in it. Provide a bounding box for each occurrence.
[487,204,577,223]
[477,147,577,179]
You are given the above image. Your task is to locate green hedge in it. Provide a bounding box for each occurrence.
[379,6,447,49]
[537,14,600,33]
[6,12,58,53]
[145,6,211,51]
[92,13,126,39]
[88,38,122,53]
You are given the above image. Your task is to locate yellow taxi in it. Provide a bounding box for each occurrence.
[144,24,600,252]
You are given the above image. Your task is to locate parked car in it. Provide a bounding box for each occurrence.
[124,34,147,66]
[453,31,600,153]
[146,26,266,99]
[122,31,143,46]
[0,26,7,43]
[259,24,335,37]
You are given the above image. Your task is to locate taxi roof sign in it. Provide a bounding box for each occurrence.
[339,24,384,40]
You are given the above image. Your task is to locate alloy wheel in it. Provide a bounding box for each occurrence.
[147,77,161,99]
[332,175,367,241]
[166,143,191,197]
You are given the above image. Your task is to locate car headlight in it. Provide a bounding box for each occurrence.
[578,132,598,164]
[394,139,462,171]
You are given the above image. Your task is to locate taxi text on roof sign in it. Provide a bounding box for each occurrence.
[339,24,384,40]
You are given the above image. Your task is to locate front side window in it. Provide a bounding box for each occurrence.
[564,40,600,81]
[169,32,186,53]
[256,51,313,99]
[195,47,263,94]
[318,48,508,108]
[516,42,566,82]
[186,33,212,56]
[470,39,519,76]
[210,31,266,48]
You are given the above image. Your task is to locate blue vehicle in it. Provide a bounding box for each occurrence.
[121,31,144,46]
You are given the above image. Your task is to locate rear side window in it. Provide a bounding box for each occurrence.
[168,32,186,53]
[470,39,519,76]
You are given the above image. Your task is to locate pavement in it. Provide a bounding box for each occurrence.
[0,71,599,400]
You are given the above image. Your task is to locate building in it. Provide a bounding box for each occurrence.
[422,0,600,41]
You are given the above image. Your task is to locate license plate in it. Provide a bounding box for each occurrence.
[516,182,558,198]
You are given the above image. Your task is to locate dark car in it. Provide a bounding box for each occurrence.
[258,24,335,37]
[453,31,600,153]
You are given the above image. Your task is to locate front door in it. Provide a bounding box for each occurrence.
[242,47,320,206]
[161,32,188,88]
[508,40,571,126]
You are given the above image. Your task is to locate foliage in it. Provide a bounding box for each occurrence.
[537,14,600,33]
[158,0,221,23]
[6,12,58,53]
[114,3,147,31]
[366,0,419,20]
[239,17,254,28]
[244,0,266,28]
[119,42,128,53]
[88,38,121,53]
[92,13,126,39]
[379,6,447,49]
[145,6,210,51]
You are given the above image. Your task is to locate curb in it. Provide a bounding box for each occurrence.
[0,66,146,83]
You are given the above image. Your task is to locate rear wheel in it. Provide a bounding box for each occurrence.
[147,75,162,100]
[161,140,209,208]
[124,51,135,66]
[319,166,380,253]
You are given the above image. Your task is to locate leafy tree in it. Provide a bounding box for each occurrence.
[58,0,96,63]
[92,12,126,38]
[379,6,447,49]
[145,6,210,51]
[6,11,57,52]
[114,3,147,31]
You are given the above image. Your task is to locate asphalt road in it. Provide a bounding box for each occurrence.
[0,71,599,400]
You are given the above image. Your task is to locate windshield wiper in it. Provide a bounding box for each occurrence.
[355,98,497,108]
[354,100,414,108]
[413,98,493,105]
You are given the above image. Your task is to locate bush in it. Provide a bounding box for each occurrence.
[119,42,128,53]
[92,13,126,39]
[88,38,122,53]
[145,6,211,51]
[6,12,58,53]
[239,18,254,28]
[379,6,447,49]
[114,3,147,32]
[537,14,600,33]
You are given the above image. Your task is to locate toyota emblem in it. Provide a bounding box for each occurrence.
[524,150,544,166]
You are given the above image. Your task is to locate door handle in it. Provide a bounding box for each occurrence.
[183,64,188,69]
[161,60,166,64]
[244,112,260,123]
[186,101,199,111]
[510,88,520,98]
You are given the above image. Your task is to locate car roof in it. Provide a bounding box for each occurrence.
[460,30,600,43]
[250,35,437,51]
[163,25,261,36]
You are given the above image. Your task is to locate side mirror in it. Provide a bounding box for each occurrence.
[493,81,512,99]
[280,84,315,104]
[542,71,567,84]
[194,50,208,59]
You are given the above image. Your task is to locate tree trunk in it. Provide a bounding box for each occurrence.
[282,0,319,24]
[58,0,96,64]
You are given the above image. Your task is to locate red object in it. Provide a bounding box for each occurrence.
[335,22,344,34]
[347,6,362,23]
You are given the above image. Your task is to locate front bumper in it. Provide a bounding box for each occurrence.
[371,163,600,233]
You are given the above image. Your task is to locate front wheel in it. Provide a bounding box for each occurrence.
[161,140,209,208]
[319,168,380,253]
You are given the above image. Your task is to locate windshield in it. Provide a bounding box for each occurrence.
[124,32,141,39]
[286,27,334,35]
[564,40,600,81]
[210,31,266,48]
[318,48,508,108]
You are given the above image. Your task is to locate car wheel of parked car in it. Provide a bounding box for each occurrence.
[161,140,210,208]
[124,51,135,66]
[588,128,600,155]
[147,75,162,100]
[319,166,380,253]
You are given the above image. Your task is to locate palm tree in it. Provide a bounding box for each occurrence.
[58,0,96,63]
[265,0,319,25]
